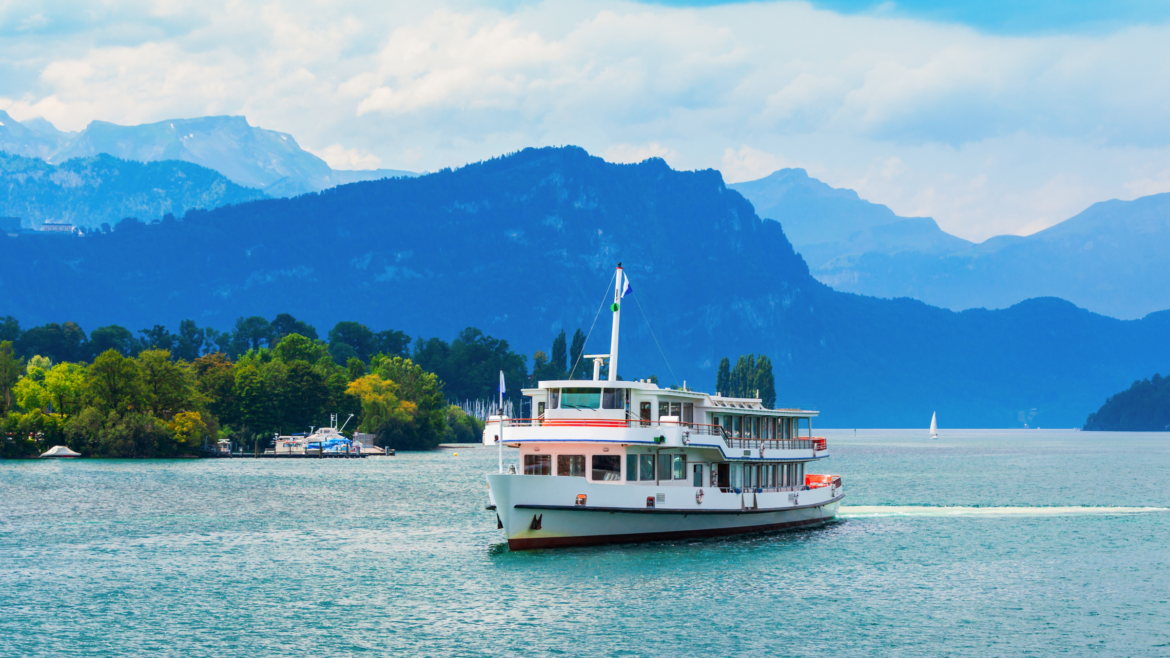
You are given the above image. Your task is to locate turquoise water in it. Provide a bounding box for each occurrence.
[2,430,1168,656]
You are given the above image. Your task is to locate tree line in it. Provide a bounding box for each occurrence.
[715,355,777,408]
[0,314,542,458]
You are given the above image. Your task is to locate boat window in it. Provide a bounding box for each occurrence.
[639,454,655,481]
[523,454,551,476]
[692,464,703,487]
[658,401,668,418]
[658,454,672,482]
[549,389,560,409]
[683,403,693,425]
[537,402,546,418]
[562,388,601,409]
[557,455,586,477]
[640,402,652,427]
[601,388,622,409]
[672,454,687,480]
[592,455,621,481]
[626,454,638,481]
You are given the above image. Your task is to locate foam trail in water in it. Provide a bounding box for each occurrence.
[840,506,1167,518]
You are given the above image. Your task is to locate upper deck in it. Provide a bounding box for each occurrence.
[485,379,826,462]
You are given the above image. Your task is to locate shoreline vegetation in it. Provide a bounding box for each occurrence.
[0,313,540,458]
[1083,374,1170,431]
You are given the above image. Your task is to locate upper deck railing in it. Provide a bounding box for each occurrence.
[495,417,827,451]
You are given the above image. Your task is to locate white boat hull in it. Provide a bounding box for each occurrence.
[488,473,842,550]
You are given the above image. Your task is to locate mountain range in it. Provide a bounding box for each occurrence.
[731,170,1170,320]
[0,146,1166,428]
[0,151,266,230]
[0,111,415,200]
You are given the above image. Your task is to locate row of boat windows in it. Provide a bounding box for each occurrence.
[521,453,805,489]
[548,388,625,410]
[524,454,622,480]
[711,414,802,439]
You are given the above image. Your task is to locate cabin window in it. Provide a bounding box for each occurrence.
[549,389,560,409]
[639,454,655,481]
[658,454,672,482]
[672,454,687,480]
[557,455,585,477]
[640,402,652,427]
[601,389,622,409]
[733,417,741,437]
[523,454,551,476]
[562,388,601,409]
[683,403,694,425]
[731,463,743,489]
[692,464,703,487]
[592,455,622,481]
[626,454,638,481]
[537,402,546,419]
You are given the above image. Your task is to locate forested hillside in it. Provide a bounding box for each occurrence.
[0,152,265,229]
[1083,374,1170,431]
[1,146,1167,427]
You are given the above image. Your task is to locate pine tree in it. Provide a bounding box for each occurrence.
[568,329,586,378]
[716,357,730,396]
[551,330,567,376]
[732,355,750,398]
[755,355,776,408]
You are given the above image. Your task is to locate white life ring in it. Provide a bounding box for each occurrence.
[695,488,704,504]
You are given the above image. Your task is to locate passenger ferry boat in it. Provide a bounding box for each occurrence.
[486,265,842,550]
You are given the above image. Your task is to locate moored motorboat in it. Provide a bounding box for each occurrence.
[486,264,842,550]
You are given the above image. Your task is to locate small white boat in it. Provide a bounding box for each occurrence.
[40,445,80,458]
[930,412,938,440]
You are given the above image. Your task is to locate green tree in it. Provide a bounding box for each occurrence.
[233,360,274,438]
[551,330,568,374]
[175,320,206,361]
[17,322,87,362]
[232,316,273,356]
[569,329,586,377]
[273,333,329,364]
[87,349,144,414]
[89,325,140,358]
[329,321,376,362]
[755,355,776,409]
[0,315,20,343]
[192,353,237,427]
[0,341,23,413]
[136,349,196,420]
[716,357,730,396]
[139,325,176,352]
[44,362,88,416]
[271,313,318,341]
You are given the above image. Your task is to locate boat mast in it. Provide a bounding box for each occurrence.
[608,263,623,382]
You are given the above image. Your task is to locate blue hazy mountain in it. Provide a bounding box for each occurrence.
[0,110,73,161]
[0,114,416,198]
[1,146,1166,429]
[731,169,1170,320]
[0,152,267,230]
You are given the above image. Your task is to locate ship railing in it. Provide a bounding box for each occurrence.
[720,485,808,494]
[724,437,828,451]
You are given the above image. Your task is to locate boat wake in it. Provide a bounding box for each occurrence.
[840,505,1167,518]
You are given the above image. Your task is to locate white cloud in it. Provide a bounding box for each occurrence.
[306,144,383,170]
[603,142,677,164]
[2,0,1170,241]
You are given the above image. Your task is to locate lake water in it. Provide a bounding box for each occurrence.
[2,430,1169,656]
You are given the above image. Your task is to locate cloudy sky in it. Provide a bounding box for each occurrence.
[2,0,1169,241]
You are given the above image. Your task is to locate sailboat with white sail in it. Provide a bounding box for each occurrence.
[930,412,938,439]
